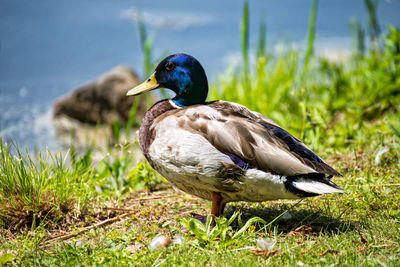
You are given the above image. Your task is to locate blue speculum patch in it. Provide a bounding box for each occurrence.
[226,152,253,169]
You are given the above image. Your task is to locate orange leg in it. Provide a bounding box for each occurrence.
[211,192,222,217]
[211,192,225,226]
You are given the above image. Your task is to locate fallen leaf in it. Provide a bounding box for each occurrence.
[357,246,367,252]
[250,248,280,257]
[288,225,314,237]
[320,249,340,256]
[295,225,313,233]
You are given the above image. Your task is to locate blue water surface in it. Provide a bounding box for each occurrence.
[0,0,399,150]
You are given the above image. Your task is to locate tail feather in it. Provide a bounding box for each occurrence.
[292,178,345,195]
[285,175,345,197]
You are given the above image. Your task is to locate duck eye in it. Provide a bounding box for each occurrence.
[165,62,176,71]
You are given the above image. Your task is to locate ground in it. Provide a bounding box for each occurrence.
[1,146,399,266]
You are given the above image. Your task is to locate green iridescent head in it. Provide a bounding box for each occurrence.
[127,53,208,107]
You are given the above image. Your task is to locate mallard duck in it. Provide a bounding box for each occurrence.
[127,53,344,218]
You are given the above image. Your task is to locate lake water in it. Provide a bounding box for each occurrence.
[1,0,399,150]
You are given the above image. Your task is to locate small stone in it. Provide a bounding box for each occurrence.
[53,66,143,125]
[281,212,292,220]
[148,235,171,251]
[74,240,84,247]
[375,147,389,165]
[172,234,184,245]
[256,238,277,250]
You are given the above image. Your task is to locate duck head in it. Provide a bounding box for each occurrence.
[127,53,208,107]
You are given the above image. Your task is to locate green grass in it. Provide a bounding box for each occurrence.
[0,140,95,230]
[1,0,400,265]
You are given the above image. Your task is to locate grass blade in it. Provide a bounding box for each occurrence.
[304,0,318,69]
[240,1,250,85]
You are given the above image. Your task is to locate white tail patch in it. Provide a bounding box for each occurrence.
[292,179,345,195]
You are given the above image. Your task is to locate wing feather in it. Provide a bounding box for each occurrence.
[170,101,340,177]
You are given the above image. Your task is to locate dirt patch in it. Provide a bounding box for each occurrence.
[0,190,78,232]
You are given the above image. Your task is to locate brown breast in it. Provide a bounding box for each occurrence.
[138,100,177,164]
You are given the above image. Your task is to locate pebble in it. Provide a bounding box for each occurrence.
[172,234,184,245]
[149,235,171,251]
[281,212,292,220]
[256,238,277,250]
[375,147,389,165]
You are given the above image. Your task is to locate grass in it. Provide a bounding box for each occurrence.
[0,140,95,230]
[1,0,400,265]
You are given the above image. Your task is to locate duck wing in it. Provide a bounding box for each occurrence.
[166,100,341,177]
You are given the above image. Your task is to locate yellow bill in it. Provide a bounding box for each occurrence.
[126,72,160,96]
